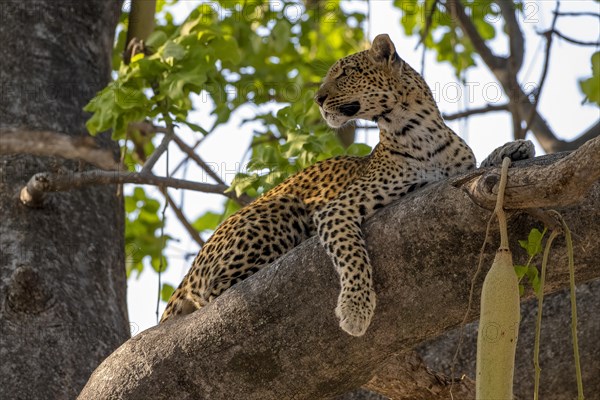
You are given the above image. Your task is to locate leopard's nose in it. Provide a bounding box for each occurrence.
[315,92,328,106]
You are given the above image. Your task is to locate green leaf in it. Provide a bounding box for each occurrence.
[475,18,495,41]
[192,211,222,233]
[346,143,372,156]
[213,35,241,66]
[151,256,168,273]
[514,264,528,280]
[114,84,148,110]
[146,30,168,49]
[271,20,292,53]
[518,228,544,257]
[579,51,600,106]
[161,40,186,61]
[160,283,175,302]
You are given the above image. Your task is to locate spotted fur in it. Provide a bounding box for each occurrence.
[160,34,534,336]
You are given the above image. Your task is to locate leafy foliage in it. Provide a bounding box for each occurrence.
[85,0,369,285]
[514,228,547,297]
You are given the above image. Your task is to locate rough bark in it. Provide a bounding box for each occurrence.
[79,148,600,400]
[0,2,128,399]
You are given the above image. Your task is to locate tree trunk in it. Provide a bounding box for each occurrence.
[0,2,128,399]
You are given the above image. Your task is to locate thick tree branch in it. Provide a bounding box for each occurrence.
[79,142,600,400]
[454,136,600,209]
[0,130,119,170]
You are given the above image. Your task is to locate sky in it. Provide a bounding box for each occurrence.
[126,0,600,336]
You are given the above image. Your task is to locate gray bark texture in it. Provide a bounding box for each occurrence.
[79,146,600,400]
[0,2,128,399]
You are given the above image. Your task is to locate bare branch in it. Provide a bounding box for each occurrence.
[19,169,233,208]
[497,0,528,139]
[164,192,205,246]
[0,130,119,170]
[549,29,600,47]
[498,0,525,72]
[442,103,509,121]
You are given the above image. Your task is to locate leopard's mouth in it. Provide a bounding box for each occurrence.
[319,101,362,128]
[338,101,361,117]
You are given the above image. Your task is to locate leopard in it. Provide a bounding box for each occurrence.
[160,34,534,337]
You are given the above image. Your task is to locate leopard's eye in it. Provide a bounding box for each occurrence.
[334,67,347,79]
[342,65,359,76]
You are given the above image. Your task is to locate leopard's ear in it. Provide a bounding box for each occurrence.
[369,34,400,66]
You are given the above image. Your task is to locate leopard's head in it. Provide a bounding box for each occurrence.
[315,34,412,128]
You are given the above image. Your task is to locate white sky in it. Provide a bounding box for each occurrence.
[126,0,600,336]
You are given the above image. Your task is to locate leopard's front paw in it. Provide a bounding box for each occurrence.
[481,139,535,167]
[335,289,376,337]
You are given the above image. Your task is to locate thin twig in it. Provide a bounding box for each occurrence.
[443,103,509,121]
[522,1,561,138]
[550,29,600,47]
[171,138,203,176]
[554,11,600,18]
[141,124,174,175]
[173,135,226,186]
[165,192,205,246]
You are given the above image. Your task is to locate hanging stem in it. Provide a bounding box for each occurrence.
[495,157,511,249]
[553,212,585,400]
[533,229,559,400]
